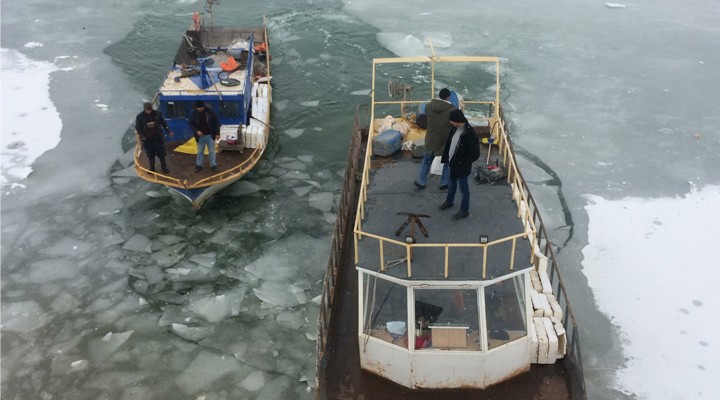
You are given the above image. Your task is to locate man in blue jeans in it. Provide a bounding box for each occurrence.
[414,88,454,190]
[438,109,480,220]
[189,100,220,172]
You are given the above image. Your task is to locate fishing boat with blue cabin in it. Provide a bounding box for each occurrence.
[134,2,271,210]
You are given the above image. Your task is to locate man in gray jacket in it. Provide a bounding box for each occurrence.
[414,88,454,189]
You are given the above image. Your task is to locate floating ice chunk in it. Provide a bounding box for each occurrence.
[144,265,164,285]
[117,148,135,168]
[111,165,140,177]
[24,42,43,48]
[285,128,305,138]
[605,2,626,8]
[245,253,300,282]
[351,89,371,95]
[377,33,424,57]
[95,103,109,111]
[151,242,187,267]
[281,160,307,171]
[123,234,152,253]
[240,370,266,392]
[308,192,334,212]
[275,99,289,110]
[157,235,184,245]
[298,155,314,163]
[120,386,152,400]
[227,180,263,196]
[70,360,88,370]
[85,371,144,390]
[293,186,313,197]
[300,100,319,107]
[423,32,453,48]
[283,170,311,180]
[40,237,93,256]
[175,350,240,394]
[188,292,245,323]
[29,258,82,283]
[145,190,164,198]
[159,305,194,326]
[87,196,124,217]
[89,330,134,362]
[171,323,214,342]
[276,310,305,330]
[254,176,278,190]
[190,252,216,268]
[1,300,49,333]
[253,282,307,307]
[255,376,291,399]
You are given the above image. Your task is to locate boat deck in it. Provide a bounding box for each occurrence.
[136,141,259,184]
[357,145,532,281]
[321,151,572,397]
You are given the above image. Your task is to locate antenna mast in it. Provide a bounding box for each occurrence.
[205,0,220,27]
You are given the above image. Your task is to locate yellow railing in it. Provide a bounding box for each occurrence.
[353,102,542,280]
[355,230,529,279]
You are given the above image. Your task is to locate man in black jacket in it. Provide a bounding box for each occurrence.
[135,102,173,173]
[438,109,480,220]
[189,100,220,172]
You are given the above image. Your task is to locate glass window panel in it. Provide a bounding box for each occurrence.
[165,101,188,119]
[219,101,240,118]
[362,275,407,349]
[485,274,527,350]
[414,288,479,351]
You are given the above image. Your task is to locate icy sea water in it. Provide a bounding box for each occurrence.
[2,0,720,399]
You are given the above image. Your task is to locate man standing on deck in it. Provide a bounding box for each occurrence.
[414,88,454,190]
[136,102,173,173]
[189,100,220,172]
[438,109,480,220]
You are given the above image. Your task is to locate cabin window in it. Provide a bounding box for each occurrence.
[362,275,408,349]
[413,288,480,351]
[219,101,241,118]
[165,101,189,119]
[485,275,527,349]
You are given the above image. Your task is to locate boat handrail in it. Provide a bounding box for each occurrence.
[315,105,367,394]
[353,229,531,279]
[354,108,541,279]
[190,146,264,187]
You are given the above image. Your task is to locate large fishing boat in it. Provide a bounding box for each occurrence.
[134,1,271,210]
[315,55,586,399]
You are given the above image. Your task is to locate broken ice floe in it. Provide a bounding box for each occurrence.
[605,2,626,8]
[285,128,305,138]
[300,100,319,107]
[122,233,152,253]
[88,330,134,363]
[351,89,371,95]
[174,350,240,395]
[171,323,214,342]
[253,282,307,307]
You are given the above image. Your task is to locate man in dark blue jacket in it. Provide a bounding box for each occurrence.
[438,109,480,220]
[136,102,173,173]
[189,100,220,172]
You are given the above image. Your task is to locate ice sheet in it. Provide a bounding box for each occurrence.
[583,185,720,399]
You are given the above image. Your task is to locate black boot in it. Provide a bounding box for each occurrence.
[159,156,170,173]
